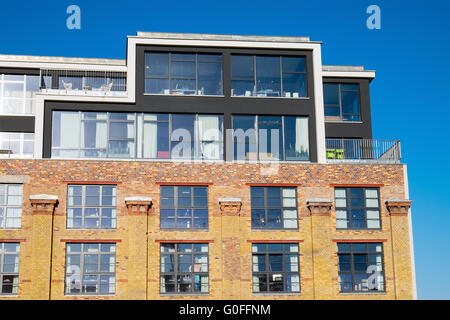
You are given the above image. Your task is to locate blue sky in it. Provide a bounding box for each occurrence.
[1,0,449,299]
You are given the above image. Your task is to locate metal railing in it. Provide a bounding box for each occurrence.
[326,139,401,163]
[39,69,127,96]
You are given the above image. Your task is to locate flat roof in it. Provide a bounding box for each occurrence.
[0,54,125,66]
[134,31,313,43]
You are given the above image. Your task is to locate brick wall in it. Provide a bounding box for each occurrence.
[0,159,414,300]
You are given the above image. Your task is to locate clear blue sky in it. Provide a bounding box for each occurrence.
[1,0,449,299]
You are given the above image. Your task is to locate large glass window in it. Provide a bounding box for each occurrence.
[0,133,34,159]
[65,243,116,295]
[0,74,49,115]
[251,187,298,229]
[0,243,20,295]
[160,186,208,230]
[232,115,309,161]
[323,83,360,121]
[160,243,209,294]
[145,53,223,96]
[337,242,385,293]
[231,55,307,98]
[52,112,223,160]
[67,185,117,229]
[0,184,22,229]
[335,188,381,229]
[252,243,300,293]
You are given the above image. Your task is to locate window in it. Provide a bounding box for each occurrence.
[323,83,360,121]
[65,243,116,295]
[0,243,20,295]
[232,115,309,161]
[252,243,300,293]
[145,53,223,96]
[67,185,117,229]
[52,112,223,160]
[251,187,298,229]
[337,242,385,293]
[231,55,307,98]
[160,243,209,294]
[335,188,381,229]
[0,133,34,158]
[0,184,22,229]
[0,74,49,115]
[160,186,208,229]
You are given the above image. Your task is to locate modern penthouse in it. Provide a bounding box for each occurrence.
[0,32,415,300]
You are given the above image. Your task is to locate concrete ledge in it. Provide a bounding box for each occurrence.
[0,175,30,184]
[29,194,58,200]
[124,196,152,202]
[307,198,332,203]
[218,198,242,203]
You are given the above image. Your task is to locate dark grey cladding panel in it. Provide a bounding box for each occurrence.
[0,116,35,133]
[323,77,373,139]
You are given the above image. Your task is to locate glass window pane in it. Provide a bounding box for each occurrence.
[323,84,339,105]
[341,91,360,115]
[231,55,254,79]
[283,73,306,98]
[145,53,169,77]
[284,116,309,161]
[198,62,222,95]
[282,57,306,73]
[145,78,169,94]
[256,56,281,96]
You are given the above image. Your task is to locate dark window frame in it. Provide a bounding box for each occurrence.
[335,187,381,230]
[231,55,308,98]
[0,184,22,229]
[251,186,298,230]
[323,83,361,122]
[64,243,116,296]
[337,242,386,293]
[252,243,301,293]
[0,242,20,295]
[160,185,209,230]
[67,184,117,230]
[159,243,210,295]
[231,115,309,161]
[144,52,224,96]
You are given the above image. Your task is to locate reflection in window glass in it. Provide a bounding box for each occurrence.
[160,243,209,294]
[0,242,20,295]
[323,83,360,121]
[0,184,23,229]
[160,186,208,230]
[0,74,46,115]
[232,115,309,161]
[52,111,223,160]
[65,243,116,295]
[145,52,222,96]
[0,133,34,158]
[252,243,300,293]
[231,55,307,98]
[67,185,117,229]
[338,243,385,292]
[335,187,380,229]
[251,187,298,229]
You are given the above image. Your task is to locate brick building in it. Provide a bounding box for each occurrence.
[0,32,415,299]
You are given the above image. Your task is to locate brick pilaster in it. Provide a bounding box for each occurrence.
[219,198,242,299]
[306,199,334,299]
[124,197,152,300]
[386,199,413,300]
[29,195,58,300]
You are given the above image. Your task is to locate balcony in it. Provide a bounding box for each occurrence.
[326,139,401,163]
[39,69,127,96]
